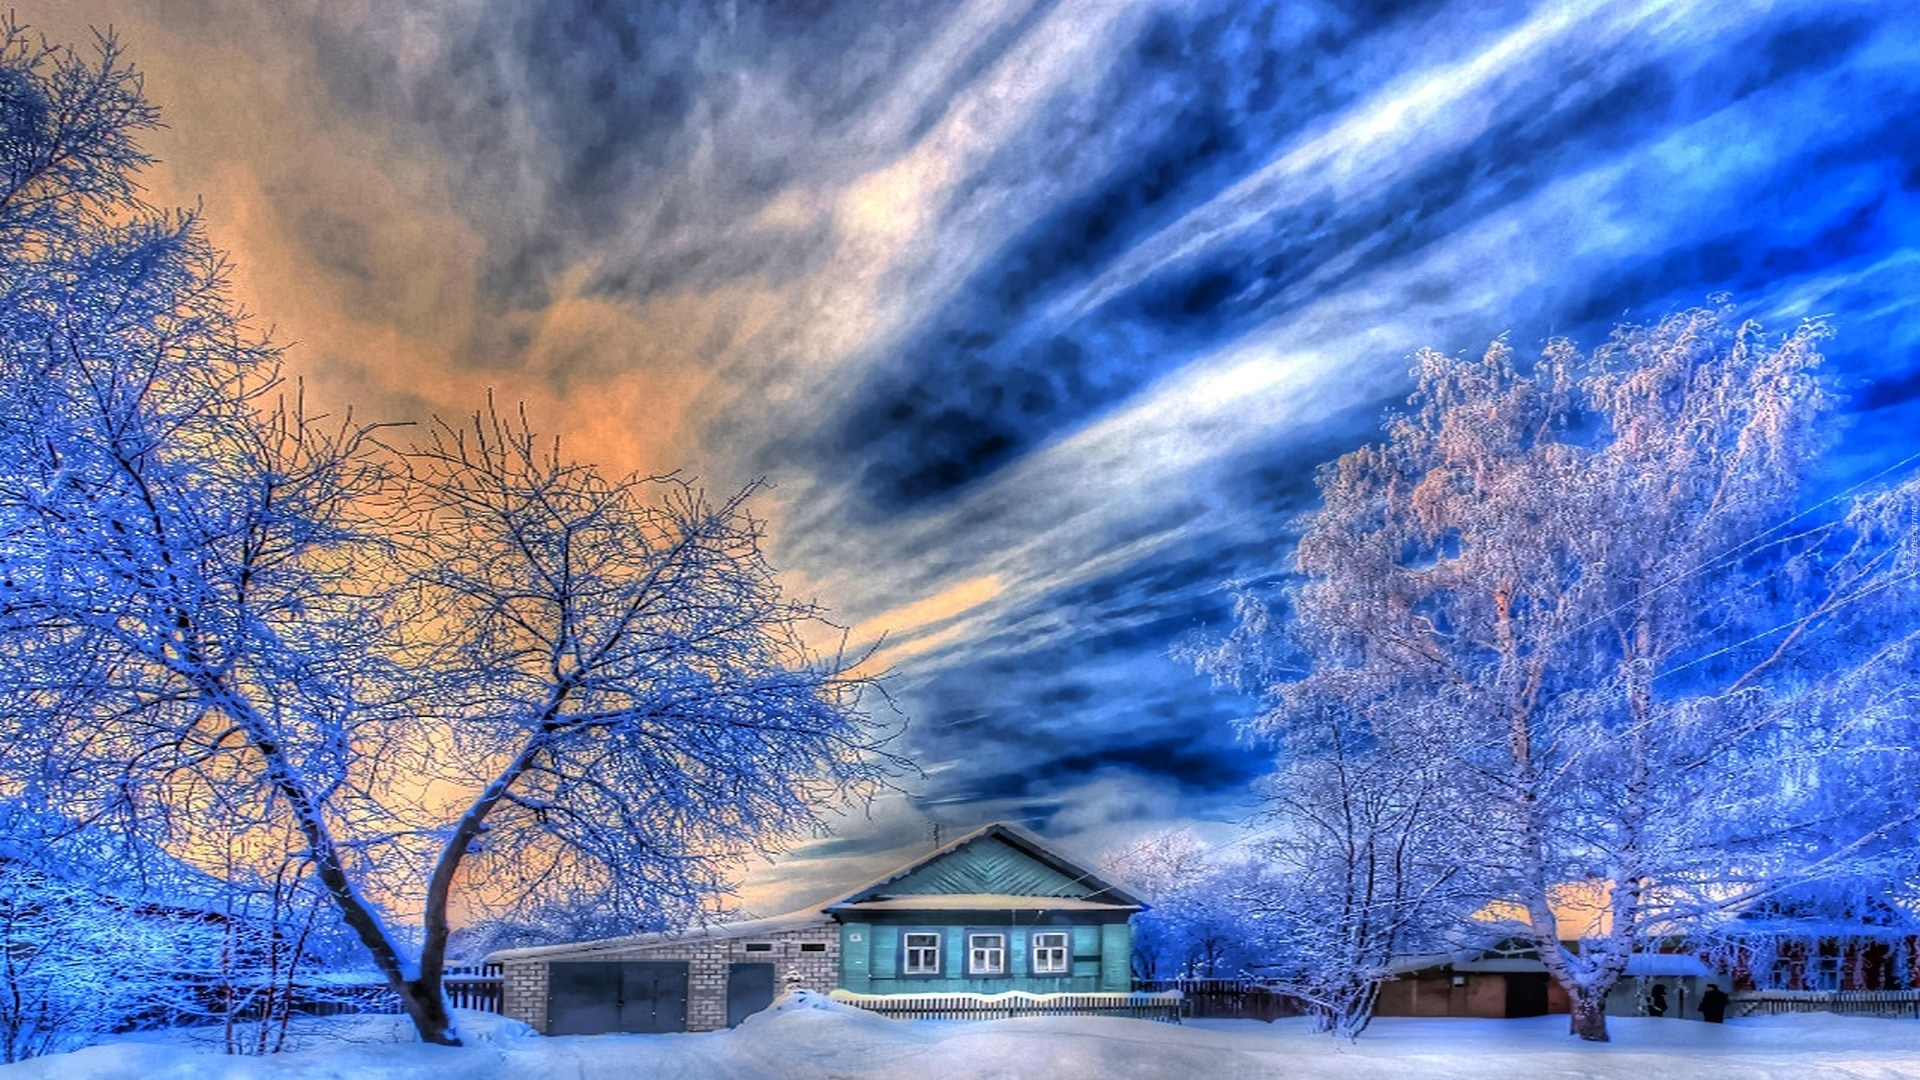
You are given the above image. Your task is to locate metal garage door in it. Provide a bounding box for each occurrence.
[727,962,776,1027]
[548,961,689,1035]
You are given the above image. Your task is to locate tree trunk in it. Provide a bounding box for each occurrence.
[399,735,552,1047]
[396,978,458,1046]
[1569,991,1610,1042]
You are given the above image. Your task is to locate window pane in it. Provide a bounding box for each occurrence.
[1033,931,1070,974]
[969,933,1005,974]
[904,932,941,974]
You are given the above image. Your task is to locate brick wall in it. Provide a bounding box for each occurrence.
[501,960,550,1031]
[499,921,841,1034]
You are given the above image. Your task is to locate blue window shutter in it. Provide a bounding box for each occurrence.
[871,927,898,982]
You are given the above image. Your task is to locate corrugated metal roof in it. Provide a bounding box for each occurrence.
[827,892,1141,913]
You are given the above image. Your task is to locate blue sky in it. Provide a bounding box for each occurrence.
[35,0,1920,912]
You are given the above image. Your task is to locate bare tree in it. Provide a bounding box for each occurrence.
[381,407,903,1041]
[0,27,900,1046]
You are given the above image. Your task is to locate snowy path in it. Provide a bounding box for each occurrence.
[7,994,1920,1079]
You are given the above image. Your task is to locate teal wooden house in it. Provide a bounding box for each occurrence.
[829,822,1145,996]
[492,821,1159,1034]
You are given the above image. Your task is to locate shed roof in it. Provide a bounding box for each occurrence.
[488,908,833,962]
[1408,950,1715,978]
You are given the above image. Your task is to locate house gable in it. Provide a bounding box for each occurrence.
[826,823,1146,909]
[875,836,1086,898]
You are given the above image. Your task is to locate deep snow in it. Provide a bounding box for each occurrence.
[7,992,1920,1079]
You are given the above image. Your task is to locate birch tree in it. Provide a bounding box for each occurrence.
[1234,304,1920,1041]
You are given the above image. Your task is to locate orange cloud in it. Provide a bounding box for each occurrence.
[851,573,1005,647]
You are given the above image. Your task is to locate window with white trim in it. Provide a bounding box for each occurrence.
[1032,931,1070,974]
[903,932,942,975]
[968,933,1006,975]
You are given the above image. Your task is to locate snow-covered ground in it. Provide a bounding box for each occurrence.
[7,992,1920,1079]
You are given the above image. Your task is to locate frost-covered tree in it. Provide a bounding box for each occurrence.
[1114,830,1233,981]
[198,821,354,1056]
[1240,710,1475,1037]
[0,864,202,1062]
[0,26,899,1046]
[0,807,225,1063]
[1216,305,1920,1041]
[1192,595,1482,1036]
[1110,831,1280,984]
[383,408,901,1040]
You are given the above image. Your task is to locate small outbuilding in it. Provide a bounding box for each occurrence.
[492,821,1148,1034]
[492,909,839,1034]
[1378,944,1715,1019]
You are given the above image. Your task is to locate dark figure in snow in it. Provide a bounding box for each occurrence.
[1700,984,1730,1023]
[1648,983,1668,1017]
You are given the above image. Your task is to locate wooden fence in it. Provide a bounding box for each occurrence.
[292,964,503,1017]
[833,990,1186,1023]
[1135,979,1305,1022]
[1733,989,1920,1019]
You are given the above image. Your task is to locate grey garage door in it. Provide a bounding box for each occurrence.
[548,961,689,1035]
[727,962,776,1027]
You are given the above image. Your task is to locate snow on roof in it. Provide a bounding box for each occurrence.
[826,892,1141,913]
[1406,950,1716,978]
[1450,957,1550,973]
[488,908,833,962]
[1719,918,1920,940]
[1625,954,1715,978]
[1385,950,1475,976]
[0,802,236,916]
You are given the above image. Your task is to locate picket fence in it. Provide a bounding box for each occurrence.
[1134,978,1305,1021]
[831,989,1186,1023]
[1732,989,1920,1019]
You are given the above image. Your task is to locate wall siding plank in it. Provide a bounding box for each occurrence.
[1100,924,1131,992]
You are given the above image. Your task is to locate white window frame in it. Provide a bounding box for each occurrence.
[1032,931,1070,975]
[903,931,942,975]
[968,933,1006,975]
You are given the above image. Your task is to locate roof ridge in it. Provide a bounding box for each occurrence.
[819,821,1147,911]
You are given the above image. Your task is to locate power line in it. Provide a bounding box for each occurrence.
[1561,446,1920,641]
[1652,564,1920,685]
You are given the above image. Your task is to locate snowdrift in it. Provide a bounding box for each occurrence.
[5,995,1920,1079]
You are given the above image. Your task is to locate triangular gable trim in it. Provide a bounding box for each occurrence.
[822,822,1147,911]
